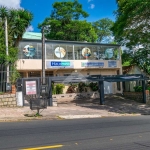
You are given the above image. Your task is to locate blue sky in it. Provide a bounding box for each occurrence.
[0,0,117,32]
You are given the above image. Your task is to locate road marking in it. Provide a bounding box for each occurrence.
[20,144,63,150]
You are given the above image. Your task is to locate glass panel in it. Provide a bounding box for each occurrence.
[98,46,120,60]
[46,44,54,59]
[74,45,82,60]
[18,42,41,59]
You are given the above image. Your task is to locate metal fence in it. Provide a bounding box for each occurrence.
[0,63,15,93]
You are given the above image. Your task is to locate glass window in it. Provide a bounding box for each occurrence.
[46,44,54,59]
[18,42,41,59]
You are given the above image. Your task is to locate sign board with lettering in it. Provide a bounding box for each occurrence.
[46,61,74,68]
[81,62,104,67]
[25,81,37,95]
[108,61,117,67]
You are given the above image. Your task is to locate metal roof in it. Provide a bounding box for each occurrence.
[22,32,42,40]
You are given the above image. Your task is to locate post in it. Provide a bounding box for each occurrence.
[142,79,146,103]
[5,17,9,83]
[42,27,45,84]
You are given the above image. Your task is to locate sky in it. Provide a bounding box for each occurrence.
[0,0,117,32]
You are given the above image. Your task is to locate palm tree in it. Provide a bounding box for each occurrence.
[8,9,33,47]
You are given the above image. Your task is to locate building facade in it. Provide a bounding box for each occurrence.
[16,32,122,94]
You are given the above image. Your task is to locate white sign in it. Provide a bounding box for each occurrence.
[25,81,37,95]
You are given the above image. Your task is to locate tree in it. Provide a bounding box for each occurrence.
[132,47,150,74]
[0,6,33,90]
[0,6,33,63]
[92,18,114,43]
[111,0,150,47]
[39,0,97,42]
[121,51,134,67]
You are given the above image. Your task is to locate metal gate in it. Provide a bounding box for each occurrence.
[16,77,52,110]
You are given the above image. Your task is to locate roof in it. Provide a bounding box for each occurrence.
[22,32,42,40]
[21,32,120,47]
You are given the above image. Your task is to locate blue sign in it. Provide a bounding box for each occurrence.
[108,61,117,67]
[46,61,74,68]
[51,61,70,66]
[81,62,104,67]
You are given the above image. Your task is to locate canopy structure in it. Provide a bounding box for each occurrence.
[17,74,149,106]
[49,74,149,105]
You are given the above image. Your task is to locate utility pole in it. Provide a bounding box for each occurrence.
[42,27,45,84]
[5,17,9,83]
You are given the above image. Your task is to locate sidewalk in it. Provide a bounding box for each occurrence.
[0,95,150,122]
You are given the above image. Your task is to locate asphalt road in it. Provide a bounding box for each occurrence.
[1,116,150,150]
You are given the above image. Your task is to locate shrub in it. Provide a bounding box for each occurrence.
[89,82,98,91]
[133,86,142,92]
[52,83,65,94]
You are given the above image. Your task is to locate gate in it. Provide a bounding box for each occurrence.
[16,77,52,112]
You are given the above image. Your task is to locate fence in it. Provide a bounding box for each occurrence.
[0,63,17,93]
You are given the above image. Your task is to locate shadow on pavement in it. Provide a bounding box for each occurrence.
[58,95,150,115]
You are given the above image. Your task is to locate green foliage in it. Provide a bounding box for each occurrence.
[39,0,97,42]
[112,0,150,47]
[89,82,98,91]
[0,6,33,47]
[133,86,142,92]
[122,52,134,66]
[147,87,150,91]
[0,7,33,86]
[132,47,150,74]
[52,83,65,94]
[92,18,114,43]
[9,65,20,85]
[78,82,86,93]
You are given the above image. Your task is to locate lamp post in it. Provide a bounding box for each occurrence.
[42,27,45,84]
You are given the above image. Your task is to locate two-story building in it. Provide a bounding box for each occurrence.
[17,32,122,94]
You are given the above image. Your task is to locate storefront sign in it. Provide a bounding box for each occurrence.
[25,81,37,95]
[46,61,74,68]
[81,62,104,67]
[108,61,117,67]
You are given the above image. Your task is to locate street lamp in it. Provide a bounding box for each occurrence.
[42,27,45,83]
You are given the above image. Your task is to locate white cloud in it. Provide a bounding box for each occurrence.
[90,4,95,9]
[26,25,34,32]
[0,0,21,9]
[88,0,93,2]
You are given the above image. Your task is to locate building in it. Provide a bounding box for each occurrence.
[16,32,122,94]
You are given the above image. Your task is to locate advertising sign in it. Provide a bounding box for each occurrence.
[23,45,36,58]
[81,62,104,67]
[46,61,74,68]
[55,47,66,58]
[25,81,37,95]
[108,61,117,67]
[82,47,91,59]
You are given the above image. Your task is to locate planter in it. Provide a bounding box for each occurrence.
[11,85,16,94]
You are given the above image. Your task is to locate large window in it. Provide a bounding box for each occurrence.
[18,42,42,59]
[19,41,120,60]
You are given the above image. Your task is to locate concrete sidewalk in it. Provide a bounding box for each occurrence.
[0,95,150,122]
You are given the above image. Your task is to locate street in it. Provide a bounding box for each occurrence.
[0,116,150,150]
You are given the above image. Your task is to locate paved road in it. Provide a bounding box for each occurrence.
[1,116,150,150]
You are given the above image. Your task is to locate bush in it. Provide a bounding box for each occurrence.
[133,86,142,92]
[89,82,98,91]
[147,86,150,91]
[52,83,65,94]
